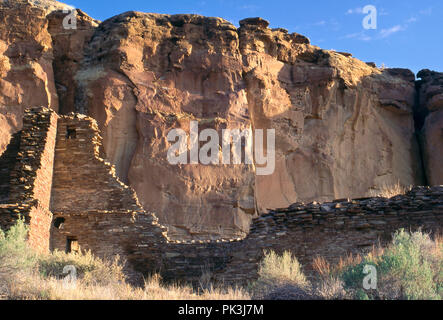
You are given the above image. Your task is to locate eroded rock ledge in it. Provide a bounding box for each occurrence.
[0,1,442,241]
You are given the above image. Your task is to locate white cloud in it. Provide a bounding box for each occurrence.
[419,8,433,16]
[240,4,260,11]
[347,6,389,16]
[308,19,340,30]
[341,31,372,41]
[379,25,405,38]
[313,20,326,26]
[346,7,363,15]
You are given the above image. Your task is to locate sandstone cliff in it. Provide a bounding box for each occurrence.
[0,1,441,240]
[417,69,443,186]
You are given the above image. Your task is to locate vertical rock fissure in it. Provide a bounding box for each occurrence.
[413,79,429,186]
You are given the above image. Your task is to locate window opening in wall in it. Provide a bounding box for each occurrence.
[66,126,76,139]
[66,237,79,253]
[53,217,65,229]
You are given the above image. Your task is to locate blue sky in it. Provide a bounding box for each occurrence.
[65,0,442,75]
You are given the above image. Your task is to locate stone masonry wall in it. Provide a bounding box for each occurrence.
[215,186,443,283]
[0,132,21,203]
[132,186,442,284]
[49,114,169,279]
[52,177,443,284]
[51,115,152,213]
[48,114,245,282]
[1,108,442,283]
[0,107,58,252]
[50,185,443,285]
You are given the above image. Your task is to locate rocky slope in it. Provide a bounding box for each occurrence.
[0,0,441,240]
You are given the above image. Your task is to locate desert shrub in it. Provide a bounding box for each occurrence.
[337,229,442,300]
[369,182,411,198]
[376,229,441,300]
[0,219,249,300]
[38,250,125,286]
[314,276,349,300]
[251,250,311,299]
[0,217,37,273]
[340,262,371,290]
[258,250,307,286]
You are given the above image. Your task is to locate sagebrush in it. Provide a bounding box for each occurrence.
[1,219,441,300]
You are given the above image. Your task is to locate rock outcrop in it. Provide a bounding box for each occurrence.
[0,0,59,153]
[74,12,423,239]
[0,0,97,151]
[0,1,441,240]
[238,21,421,212]
[75,12,256,240]
[417,69,443,186]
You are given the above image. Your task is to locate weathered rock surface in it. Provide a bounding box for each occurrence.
[73,12,424,239]
[239,22,421,210]
[417,69,443,185]
[76,12,255,240]
[0,0,97,152]
[47,8,99,114]
[2,107,442,285]
[0,0,58,153]
[0,2,439,240]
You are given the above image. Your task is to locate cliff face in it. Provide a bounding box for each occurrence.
[0,0,98,151]
[0,1,440,240]
[76,12,256,239]
[238,19,421,211]
[417,69,443,186]
[0,0,58,152]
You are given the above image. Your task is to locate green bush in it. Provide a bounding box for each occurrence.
[0,218,124,287]
[341,262,371,289]
[377,229,440,300]
[338,229,442,300]
[0,217,37,273]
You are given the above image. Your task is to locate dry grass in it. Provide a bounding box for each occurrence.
[312,256,331,279]
[257,250,307,286]
[369,182,412,198]
[314,277,349,300]
[336,253,363,274]
[3,272,250,300]
[2,219,441,300]
[251,250,312,299]
[0,218,249,300]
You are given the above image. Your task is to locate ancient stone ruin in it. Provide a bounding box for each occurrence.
[0,1,443,284]
[0,107,442,284]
